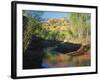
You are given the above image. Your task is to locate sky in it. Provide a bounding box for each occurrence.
[24,10,69,20]
[41,11,69,20]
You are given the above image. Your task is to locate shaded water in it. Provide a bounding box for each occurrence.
[23,36,90,69]
[42,47,91,68]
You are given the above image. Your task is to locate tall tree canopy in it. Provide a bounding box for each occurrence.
[69,13,91,44]
[23,11,44,52]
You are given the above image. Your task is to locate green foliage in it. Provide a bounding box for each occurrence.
[69,13,91,39]
[34,18,72,41]
[23,11,91,52]
[23,11,43,52]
